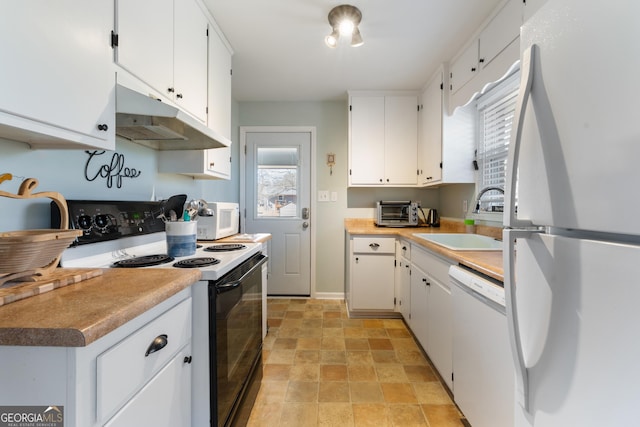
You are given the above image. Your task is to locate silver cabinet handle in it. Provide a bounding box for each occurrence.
[369,243,380,249]
[145,334,168,357]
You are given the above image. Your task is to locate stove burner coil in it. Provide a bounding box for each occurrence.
[204,244,247,252]
[173,257,221,268]
[113,254,174,268]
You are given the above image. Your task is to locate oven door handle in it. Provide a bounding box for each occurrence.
[216,281,241,294]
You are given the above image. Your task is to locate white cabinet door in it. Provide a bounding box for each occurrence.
[115,0,208,122]
[351,254,395,311]
[427,277,453,390]
[208,27,232,139]
[523,0,547,22]
[479,0,522,69]
[409,264,429,349]
[173,0,208,121]
[398,260,411,319]
[0,0,115,149]
[384,95,418,185]
[349,96,386,185]
[396,240,411,319]
[158,146,231,179]
[449,40,479,94]
[419,70,444,185]
[105,345,192,427]
[116,0,174,99]
[349,93,418,186]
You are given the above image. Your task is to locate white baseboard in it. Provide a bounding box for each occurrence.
[313,292,345,300]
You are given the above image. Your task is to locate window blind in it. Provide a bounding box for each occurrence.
[476,72,519,212]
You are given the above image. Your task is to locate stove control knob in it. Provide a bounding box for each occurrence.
[94,214,109,228]
[78,215,92,230]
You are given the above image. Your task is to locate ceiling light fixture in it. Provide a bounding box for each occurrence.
[325,4,364,48]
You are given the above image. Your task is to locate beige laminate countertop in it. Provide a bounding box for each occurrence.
[345,218,504,282]
[0,268,201,347]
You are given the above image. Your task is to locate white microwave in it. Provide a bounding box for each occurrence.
[196,202,239,240]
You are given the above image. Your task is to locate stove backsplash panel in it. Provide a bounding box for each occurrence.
[52,200,167,246]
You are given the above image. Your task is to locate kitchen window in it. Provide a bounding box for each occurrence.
[474,70,520,215]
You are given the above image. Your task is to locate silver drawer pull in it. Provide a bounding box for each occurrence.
[145,334,168,357]
[369,243,380,249]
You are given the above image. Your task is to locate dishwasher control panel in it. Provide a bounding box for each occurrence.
[449,265,505,307]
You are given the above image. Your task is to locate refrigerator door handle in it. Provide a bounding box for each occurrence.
[503,228,542,413]
[504,44,537,228]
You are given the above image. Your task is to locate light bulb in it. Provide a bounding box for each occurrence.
[339,19,354,36]
[351,27,364,47]
[325,28,339,48]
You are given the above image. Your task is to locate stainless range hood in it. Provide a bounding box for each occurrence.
[115,85,231,150]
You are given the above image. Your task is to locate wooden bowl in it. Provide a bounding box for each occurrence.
[0,229,82,284]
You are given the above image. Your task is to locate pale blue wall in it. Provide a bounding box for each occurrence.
[0,126,241,231]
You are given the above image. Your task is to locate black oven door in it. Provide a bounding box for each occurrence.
[209,253,266,427]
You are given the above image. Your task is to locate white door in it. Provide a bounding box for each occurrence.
[242,127,314,296]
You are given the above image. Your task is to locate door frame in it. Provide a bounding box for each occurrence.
[240,126,317,298]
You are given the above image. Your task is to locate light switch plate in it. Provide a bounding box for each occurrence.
[331,192,338,202]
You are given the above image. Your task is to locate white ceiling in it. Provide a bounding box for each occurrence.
[203,0,504,102]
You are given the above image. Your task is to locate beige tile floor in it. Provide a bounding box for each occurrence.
[247,298,465,427]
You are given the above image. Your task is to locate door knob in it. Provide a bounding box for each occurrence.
[302,222,309,229]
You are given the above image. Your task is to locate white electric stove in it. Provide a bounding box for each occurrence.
[53,199,266,427]
[54,199,260,280]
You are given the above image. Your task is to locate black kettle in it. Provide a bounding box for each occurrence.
[426,208,440,227]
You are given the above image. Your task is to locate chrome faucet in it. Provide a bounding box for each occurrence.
[473,186,505,213]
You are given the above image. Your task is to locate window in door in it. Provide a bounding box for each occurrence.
[474,70,520,215]
[256,147,299,218]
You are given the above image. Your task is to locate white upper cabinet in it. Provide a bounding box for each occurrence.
[449,41,479,95]
[158,146,231,180]
[419,66,474,187]
[418,68,444,185]
[449,0,522,113]
[384,96,419,185]
[208,27,232,140]
[349,92,418,186]
[173,0,209,121]
[478,0,521,70]
[0,0,115,149]
[115,0,208,122]
[523,0,548,22]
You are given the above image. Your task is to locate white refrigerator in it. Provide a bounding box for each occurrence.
[503,1,640,426]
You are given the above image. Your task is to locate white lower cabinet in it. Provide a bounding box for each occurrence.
[396,240,411,320]
[409,262,429,348]
[105,345,191,427]
[410,245,454,390]
[348,236,396,315]
[0,291,192,427]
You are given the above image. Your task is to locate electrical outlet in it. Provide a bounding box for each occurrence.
[318,190,329,202]
[463,200,468,214]
[331,192,338,202]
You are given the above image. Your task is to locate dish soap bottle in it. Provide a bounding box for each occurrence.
[464,219,476,234]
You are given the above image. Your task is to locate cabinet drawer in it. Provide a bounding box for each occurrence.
[353,237,395,254]
[97,297,192,422]
[412,245,453,285]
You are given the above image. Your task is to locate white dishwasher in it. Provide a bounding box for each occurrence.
[449,265,514,427]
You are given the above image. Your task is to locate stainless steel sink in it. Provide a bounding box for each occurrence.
[412,233,502,251]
